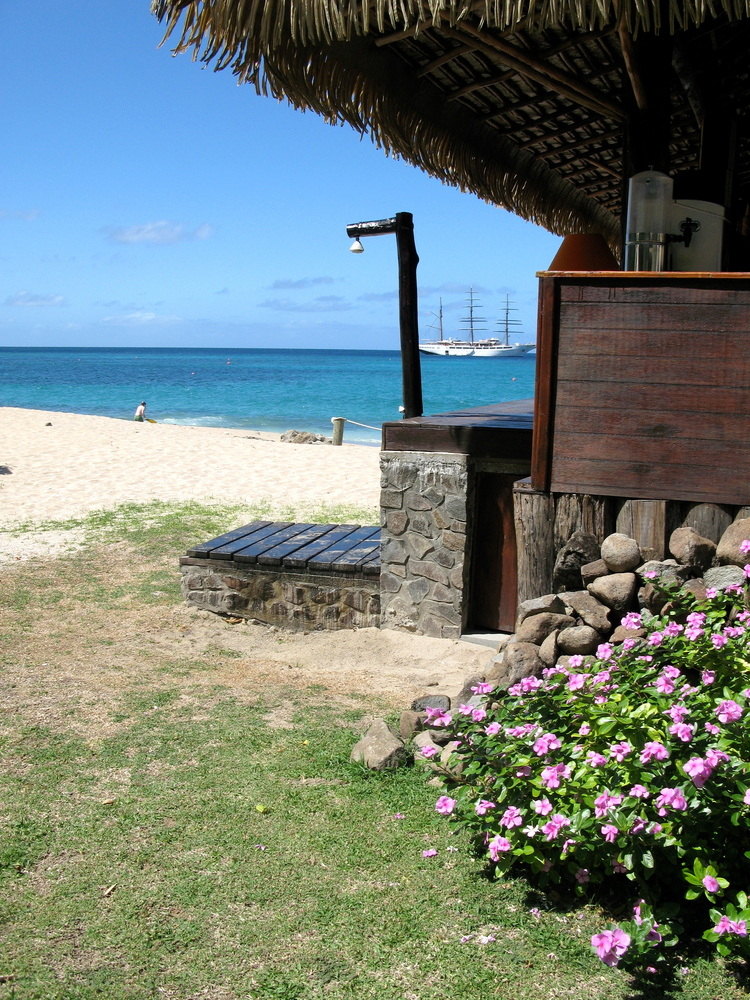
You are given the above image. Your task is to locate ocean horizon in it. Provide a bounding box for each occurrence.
[0,346,536,445]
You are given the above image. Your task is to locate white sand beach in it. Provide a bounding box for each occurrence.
[0,407,382,529]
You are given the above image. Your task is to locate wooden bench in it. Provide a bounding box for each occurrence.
[180,521,381,630]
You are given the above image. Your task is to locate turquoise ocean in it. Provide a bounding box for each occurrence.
[0,347,536,446]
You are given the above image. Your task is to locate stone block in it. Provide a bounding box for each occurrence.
[703,565,746,590]
[386,510,409,535]
[515,594,566,630]
[399,710,426,741]
[405,534,435,559]
[430,583,454,604]
[442,530,466,552]
[588,573,637,612]
[485,642,543,688]
[562,590,612,633]
[407,577,431,603]
[434,549,455,569]
[449,566,464,589]
[552,531,601,592]
[380,489,404,510]
[381,539,408,565]
[350,720,409,771]
[432,507,450,530]
[409,513,434,537]
[581,559,609,586]
[410,560,449,586]
[411,694,451,711]
[557,624,601,655]
[423,486,446,506]
[668,527,716,572]
[406,495,433,511]
[444,497,467,521]
[379,572,403,594]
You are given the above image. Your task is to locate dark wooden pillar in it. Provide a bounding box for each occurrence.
[394,212,423,418]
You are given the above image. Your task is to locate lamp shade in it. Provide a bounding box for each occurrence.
[548,233,620,271]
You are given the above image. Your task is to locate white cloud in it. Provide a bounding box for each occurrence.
[269,276,337,290]
[104,220,214,245]
[6,291,65,307]
[258,295,353,313]
[101,311,181,326]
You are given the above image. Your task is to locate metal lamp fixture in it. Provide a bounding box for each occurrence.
[349,237,364,253]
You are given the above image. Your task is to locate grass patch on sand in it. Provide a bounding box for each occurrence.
[0,502,746,999]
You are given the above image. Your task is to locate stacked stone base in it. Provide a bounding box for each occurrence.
[180,557,380,631]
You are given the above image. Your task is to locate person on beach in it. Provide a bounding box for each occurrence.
[134,401,146,422]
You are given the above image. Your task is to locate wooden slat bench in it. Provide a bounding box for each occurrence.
[180,521,381,631]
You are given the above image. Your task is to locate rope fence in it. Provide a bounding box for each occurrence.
[330,416,380,445]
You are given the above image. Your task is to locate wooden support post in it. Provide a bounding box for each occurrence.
[394,212,423,419]
[667,502,733,544]
[554,493,614,551]
[331,417,345,446]
[514,478,555,604]
[616,499,667,561]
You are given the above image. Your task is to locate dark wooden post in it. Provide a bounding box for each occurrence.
[346,213,423,419]
[394,212,423,419]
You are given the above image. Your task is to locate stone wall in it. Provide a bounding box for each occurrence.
[180,557,380,631]
[379,451,472,639]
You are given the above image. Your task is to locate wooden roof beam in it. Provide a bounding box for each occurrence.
[416,43,474,77]
[521,124,623,150]
[448,68,517,99]
[444,23,625,121]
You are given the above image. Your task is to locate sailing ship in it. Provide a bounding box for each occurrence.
[418,289,536,357]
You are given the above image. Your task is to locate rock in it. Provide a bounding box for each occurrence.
[610,624,646,644]
[668,527,716,572]
[398,710,426,741]
[280,429,330,444]
[515,594,566,630]
[411,694,451,712]
[425,727,456,746]
[552,532,601,592]
[638,582,669,615]
[680,578,708,603]
[703,565,747,590]
[515,612,576,645]
[562,590,612,633]
[440,740,464,774]
[588,572,637,612]
[350,720,410,770]
[716,518,750,567]
[454,674,487,705]
[538,630,559,666]
[600,533,642,573]
[557,624,601,655]
[581,558,609,586]
[636,559,692,585]
[485,642,544,689]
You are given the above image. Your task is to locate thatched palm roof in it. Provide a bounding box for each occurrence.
[152,1,750,245]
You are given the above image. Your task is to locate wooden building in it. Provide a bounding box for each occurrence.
[156,0,750,636]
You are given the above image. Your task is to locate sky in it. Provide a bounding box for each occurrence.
[1,1,562,351]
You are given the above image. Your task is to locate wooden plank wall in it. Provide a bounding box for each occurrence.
[534,276,750,505]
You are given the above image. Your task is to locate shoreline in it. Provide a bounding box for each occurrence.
[0,406,382,535]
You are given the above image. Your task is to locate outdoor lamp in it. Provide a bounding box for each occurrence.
[349,237,364,253]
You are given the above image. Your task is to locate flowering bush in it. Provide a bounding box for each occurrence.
[428,564,750,971]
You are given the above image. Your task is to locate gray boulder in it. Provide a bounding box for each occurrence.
[581,558,610,586]
[516,612,576,645]
[601,533,642,573]
[588,572,637,612]
[563,590,612,633]
[411,694,451,712]
[454,674,487,705]
[557,624,601,655]
[485,642,544,689]
[538,630,559,667]
[636,560,691,585]
[669,527,716,572]
[717,518,750,567]
[280,429,329,445]
[703,564,747,590]
[515,594,566,630]
[552,532,601,592]
[350,720,410,770]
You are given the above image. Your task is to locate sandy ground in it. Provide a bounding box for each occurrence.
[0,407,491,710]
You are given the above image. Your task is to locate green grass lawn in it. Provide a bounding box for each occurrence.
[0,502,746,999]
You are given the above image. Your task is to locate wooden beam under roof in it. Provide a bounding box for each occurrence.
[444,24,625,120]
[416,43,473,77]
[521,124,623,151]
[448,69,516,99]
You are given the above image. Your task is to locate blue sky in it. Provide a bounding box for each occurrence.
[1,0,561,350]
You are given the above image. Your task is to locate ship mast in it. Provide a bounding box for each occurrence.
[459,287,487,343]
[496,294,523,345]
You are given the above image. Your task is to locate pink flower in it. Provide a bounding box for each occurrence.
[568,654,584,668]
[711,634,728,649]
[471,707,487,723]
[471,682,494,694]
[393,813,404,819]
[667,704,689,723]
[741,539,750,555]
[685,626,705,640]
[640,741,669,763]
[649,632,665,647]
[664,622,683,637]
[609,741,632,762]
[533,797,553,816]
[702,875,720,893]
[629,784,650,799]
[715,915,748,936]
[630,817,647,834]
[475,799,496,816]
[716,700,743,723]
[533,732,561,756]
[458,703,473,716]
[669,722,695,743]
[600,824,619,843]
[655,674,675,694]
[744,788,750,805]
[435,795,457,815]
[586,752,607,768]
[704,722,720,735]
[621,611,642,629]
[425,708,452,727]
[597,643,614,660]
[622,637,637,651]
[644,570,658,579]
[420,745,438,758]
[591,928,631,966]
[484,722,501,736]
[744,564,750,579]
[575,868,590,883]
[578,722,591,736]
[594,792,623,818]
[500,806,523,828]
[541,763,570,788]
[567,673,587,691]
[705,587,718,599]
[655,786,688,815]
[649,823,663,835]
[542,814,570,841]
[612,859,627,873]
[488,835,511,860]
[684,757,714,788]
[422,849,438,857]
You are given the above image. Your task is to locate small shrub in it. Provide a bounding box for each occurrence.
[428,560,750,971]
